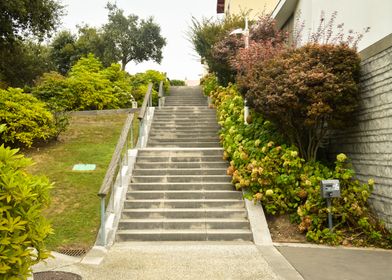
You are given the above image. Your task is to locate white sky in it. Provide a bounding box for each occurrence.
[59,0,218,80]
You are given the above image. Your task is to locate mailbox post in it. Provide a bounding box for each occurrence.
[320,180,340,230]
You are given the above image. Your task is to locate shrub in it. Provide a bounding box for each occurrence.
[170,79,186,86]
[33,54,134,111]
[200,73,219,96]
[0,144,52,278]
[209,81,392,248]
[0,88,58,147]
[188,14,246,85]
[242,43,361,161]
[32,71,75,111]
[130,70,168,106]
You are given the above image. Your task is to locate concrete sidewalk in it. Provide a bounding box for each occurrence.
[34,242,299,280]
[33,241,392,280]
[276,243,392,280]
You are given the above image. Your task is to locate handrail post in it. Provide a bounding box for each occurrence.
[100,195,106,246]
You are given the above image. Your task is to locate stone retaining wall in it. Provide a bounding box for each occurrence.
[330,33,392,228]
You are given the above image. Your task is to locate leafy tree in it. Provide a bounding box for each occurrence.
[243,43,361,161]
[188,14,245,85]
[49,31,78,74]
[0,0,63,45]
[0,0,62,86]
[103,3,166,70]
[75,25,114,67]
[0,40,54,88]
[0,144,53,278]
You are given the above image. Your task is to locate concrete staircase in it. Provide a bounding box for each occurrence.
[116,86,252,242]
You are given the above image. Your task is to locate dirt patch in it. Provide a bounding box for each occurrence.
[266,213,307,243]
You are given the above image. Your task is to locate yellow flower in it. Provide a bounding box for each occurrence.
[265,189,274,196]
[336,153,347,162]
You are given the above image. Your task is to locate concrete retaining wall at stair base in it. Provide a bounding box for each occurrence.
[329,33,392,228]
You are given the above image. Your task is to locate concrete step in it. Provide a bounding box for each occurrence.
[116,229,253,241]
[154,112,216,116]
[148,136,220,141]
[152,119,216,123]
[121,208,248,219]
[134,162,228,169]
[136,156,223,163]
[137,149,223,157]
[148,142,221,148]
[118,218,250,230]
[128,183,234,191]
[148,139,220,145]
[123,199,245,209]
[126,190,242,200]
[131,175,231,183]
[133,168,227,176]
[151,128,219,133]
[151,124,220,128]
[148,134,219,140]
[155,109,215,111]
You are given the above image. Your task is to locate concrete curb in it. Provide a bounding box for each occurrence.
[81,246,108,265]
[242,194,304,279]
[242,193,273,246]
[257,245,304,280]
[274,242,392,252]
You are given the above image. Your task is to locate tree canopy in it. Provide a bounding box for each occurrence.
[0,0,63,46]
[103,3,166,70]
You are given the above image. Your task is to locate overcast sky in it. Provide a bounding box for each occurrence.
[60,0,218,80]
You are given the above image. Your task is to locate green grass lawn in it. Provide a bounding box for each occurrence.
[25,112,138,251]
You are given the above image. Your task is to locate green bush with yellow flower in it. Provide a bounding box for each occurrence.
[206,82,392,248]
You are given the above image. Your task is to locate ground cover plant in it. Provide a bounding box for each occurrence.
[24,112,138,250]
[204,81,392,248]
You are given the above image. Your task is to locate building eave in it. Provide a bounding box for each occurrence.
[217,0,225,13]
[271,0,299,29]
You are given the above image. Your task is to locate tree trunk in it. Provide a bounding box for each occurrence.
[121,58,127,71]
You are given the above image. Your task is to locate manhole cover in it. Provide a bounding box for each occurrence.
[33,271,82,280]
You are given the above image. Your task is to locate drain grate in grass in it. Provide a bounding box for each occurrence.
[34,271,82,280]
[58,248,88,257]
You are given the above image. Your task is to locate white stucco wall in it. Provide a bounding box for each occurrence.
[291,0,392,51]
[225,0,279,18]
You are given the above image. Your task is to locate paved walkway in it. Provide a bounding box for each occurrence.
[276,244,392,280]
[33,242,392,280]
[34,243,286,280]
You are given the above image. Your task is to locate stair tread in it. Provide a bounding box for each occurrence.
[127,190,237,193]
[122,208,246,212]
[124,199,243,202]
[117,229,252,233]
[119,218,248,222]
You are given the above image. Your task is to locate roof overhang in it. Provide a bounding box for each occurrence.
[271,0,299,29]
[217,0,225,13]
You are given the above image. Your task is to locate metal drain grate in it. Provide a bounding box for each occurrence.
[34,271,82,280]
[58,248,88,257]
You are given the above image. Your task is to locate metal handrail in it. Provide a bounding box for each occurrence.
[138,83,153,121]
[158,81,164,98]
[98,113,135,197]
[97,80,164,246]
[97,113,135,245]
